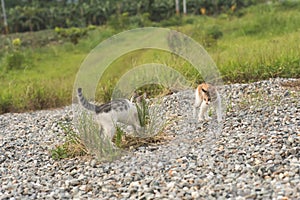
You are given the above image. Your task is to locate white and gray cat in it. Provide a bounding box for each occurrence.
[77,88,142,140]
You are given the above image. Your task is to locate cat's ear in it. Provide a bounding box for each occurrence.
[202,88,207,93]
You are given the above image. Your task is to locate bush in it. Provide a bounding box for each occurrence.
[160,15,183,27]
[76,111,122,162]
[55,27,88,44]
[1,38,32,71]
[199,25,223,47]
[129,13,152,27]
[51,122,88,160]
[107,12,130,31]
[206,25,223,40]
[4,51,27,70]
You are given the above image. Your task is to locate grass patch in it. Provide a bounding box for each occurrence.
[0,81,70,113]
[51,122,88,160]
[213,32,300,83]
[0,26,114,114]
[1,2,300,113]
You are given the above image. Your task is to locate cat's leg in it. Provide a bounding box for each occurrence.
[95,117,108,139]
[98,123,110,141]
[193,90,201,118]
[204,107,212,120]
[198,101,208,121]
[215,92,222,122]
[108,126,116,141]
[100,117,116,141]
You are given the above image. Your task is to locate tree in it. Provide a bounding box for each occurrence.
[1,0,8,34]
[175,0,179,15]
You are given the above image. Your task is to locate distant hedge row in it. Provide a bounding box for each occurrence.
[1,0,263,33]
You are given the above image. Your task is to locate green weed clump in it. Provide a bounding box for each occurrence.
[114,126,124,148]
[76,111,123,162]
[51,122,88,160]
[136,98,150,128]
[112,98,169,149]
[1,38,33,71]
[4,51,26,70]
[55,27,90,45]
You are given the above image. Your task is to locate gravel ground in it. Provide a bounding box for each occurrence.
[0,78,299,199]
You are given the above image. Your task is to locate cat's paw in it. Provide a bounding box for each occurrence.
[205,116,212,120]
[198,117,205,122]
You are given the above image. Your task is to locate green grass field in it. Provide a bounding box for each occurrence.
[0,2,299,114]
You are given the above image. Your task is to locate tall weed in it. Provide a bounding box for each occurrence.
[75,110,123,162]
[51,122,88,160]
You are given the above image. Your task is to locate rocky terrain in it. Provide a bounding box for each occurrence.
[0,78,299,199]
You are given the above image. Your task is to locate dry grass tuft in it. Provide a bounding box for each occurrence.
[113,131,173,150]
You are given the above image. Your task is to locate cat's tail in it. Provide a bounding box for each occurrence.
[77,88,98,112]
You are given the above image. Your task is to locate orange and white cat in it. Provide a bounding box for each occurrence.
[193,83,220,121]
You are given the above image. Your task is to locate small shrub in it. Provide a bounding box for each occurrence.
[160,15,183,27]
[51,122,88,160]
[133,95,166,138]
[75,111,122,162]
[12,38,21,47]
[55,27,88,45]
[107,12,130,30]
[114,126,124,148]
[129,13,152,27]
[184,17,196,24]
[2,38,32,71]
[112,97,169,149]
[197,25,224,48]
[206,25,223,40]
[4,51,26,70]
[51,146,68,160]
[234,9,246,17]
[87,25,97,31]
[26,85,47,110]
[136,97,150,127]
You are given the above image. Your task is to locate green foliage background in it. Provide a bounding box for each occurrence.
[1,0,259,33]
[0,0,299,114]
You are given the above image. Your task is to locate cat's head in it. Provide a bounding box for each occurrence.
[200,83,217,105]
